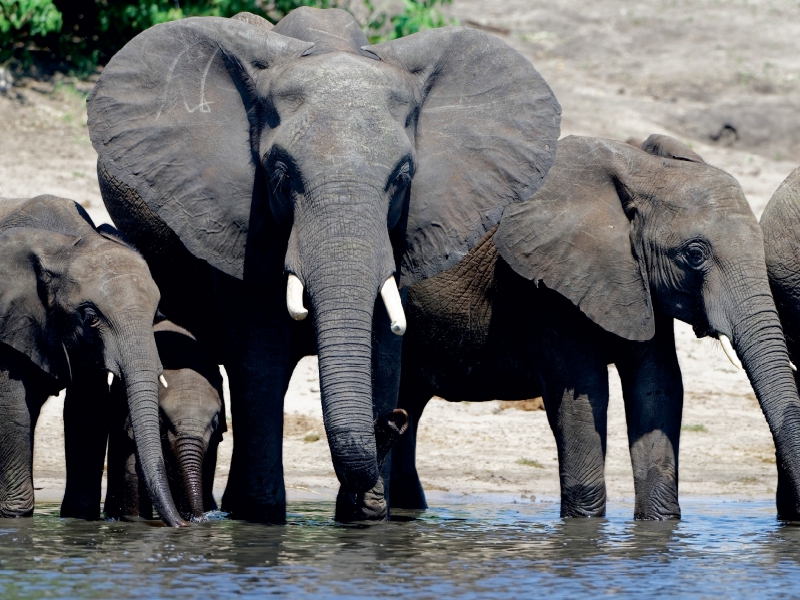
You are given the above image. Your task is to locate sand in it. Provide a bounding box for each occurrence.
[1,0,799,510]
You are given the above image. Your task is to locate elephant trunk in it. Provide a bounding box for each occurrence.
[291,184,396,493]
[118,323,187,527]
[724,273,800,512]
[173,435,207,519]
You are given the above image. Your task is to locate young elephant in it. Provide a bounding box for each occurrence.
[391,135,800,521]
[0,195,184,525]
[759,166,800,519]
[105,319,225,521]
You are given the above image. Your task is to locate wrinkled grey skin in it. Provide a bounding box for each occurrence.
[760,166,800,520]
[105,319,225,521]
[0,195,185,526]
[392,135,800,520]
[87,8,560,522]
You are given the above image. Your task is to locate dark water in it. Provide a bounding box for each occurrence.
[1,500,800,599]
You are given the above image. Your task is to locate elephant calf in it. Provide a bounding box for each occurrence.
[391,135,800,521]
[104,318,225,522]
[0,195,184,525]
[760,166,800,520]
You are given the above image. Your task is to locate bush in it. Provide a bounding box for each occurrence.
[1,0,454,76]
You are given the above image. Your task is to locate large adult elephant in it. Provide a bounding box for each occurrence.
[0,195,184,526]
[87,8,561,522]
[760,166,800,519]
[391,135,800,520]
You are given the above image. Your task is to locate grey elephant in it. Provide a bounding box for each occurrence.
[104,318,226,521]
[0,195,184,525]
[759,166,800,519]
[390,135,800,520]
[86,8,561,522]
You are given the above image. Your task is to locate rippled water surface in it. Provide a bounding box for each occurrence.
[2,500,800,598]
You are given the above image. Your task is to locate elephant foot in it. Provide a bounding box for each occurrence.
[560,484,607,518]
[221,499,286,524]
[388,471,428,510]
[334,409,410,522]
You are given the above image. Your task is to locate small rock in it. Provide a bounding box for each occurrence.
[0,68,13,95]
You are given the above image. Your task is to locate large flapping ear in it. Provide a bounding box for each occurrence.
[494,136,655,341]
[0,227,81,379]
[641,134,705,164]
[88,17,313,279]
[366,27,561,287]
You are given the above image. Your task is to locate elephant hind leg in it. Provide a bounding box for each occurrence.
[534,328,610,517]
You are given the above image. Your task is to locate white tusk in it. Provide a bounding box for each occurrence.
[791,361,798,373]
[380,276,406,336]
[718,334,742,370]
[286,274,308,321]
[107,371,114,388]
[160,375,169,388]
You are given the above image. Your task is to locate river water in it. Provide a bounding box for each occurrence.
[1,500,799,598]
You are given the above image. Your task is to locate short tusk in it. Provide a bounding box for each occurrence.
[286,274,308,321]
[380,276,406,336]
[718,334,742,370]
[159,375,168,388]
[791,361,798,373]
[107,371,114,389]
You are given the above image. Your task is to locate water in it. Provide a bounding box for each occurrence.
[1,500,800,599]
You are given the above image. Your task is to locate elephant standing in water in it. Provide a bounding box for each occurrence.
[391,135,800,520]
[105,318,225,521]
[86,7,561,522]
[0,195,184,526]
[759,166,800,519]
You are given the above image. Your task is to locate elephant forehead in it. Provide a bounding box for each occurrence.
[68,248,159,302]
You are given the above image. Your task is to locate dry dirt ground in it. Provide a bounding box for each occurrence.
[2,0,799,511]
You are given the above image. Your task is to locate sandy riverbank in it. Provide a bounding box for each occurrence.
[2,0,799,509]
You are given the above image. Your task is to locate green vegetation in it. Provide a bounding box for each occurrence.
[516,458,544,468]
[682,423,707,433]
[303,431,321,443]
[1,0,454,76]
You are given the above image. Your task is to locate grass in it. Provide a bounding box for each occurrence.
[516,458,545,468]
[682,423,707,432]
[303,432,321,443]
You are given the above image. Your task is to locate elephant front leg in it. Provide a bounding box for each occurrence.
[615,315,682,520]
[220,303,295,524]
[61,369,112,520]
[389,384,432,510]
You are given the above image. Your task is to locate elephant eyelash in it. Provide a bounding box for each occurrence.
[81,306,101,327]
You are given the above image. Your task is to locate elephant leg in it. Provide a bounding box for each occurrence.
[202,432,221,512]
[615,315,682,520]
[221,304,295,523]
[61,369,112,520]
[0,350,53,518]
[389,384,432,510]
[537,336,609,518]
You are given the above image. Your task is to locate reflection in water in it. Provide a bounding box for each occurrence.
[0,501,799,598]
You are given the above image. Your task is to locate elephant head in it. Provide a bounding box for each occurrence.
[87,8,560,492]
[0,198,186,526]
[153,319,225,520]
[495,135,800,513]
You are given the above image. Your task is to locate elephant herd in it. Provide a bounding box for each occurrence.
[2,7,800,527]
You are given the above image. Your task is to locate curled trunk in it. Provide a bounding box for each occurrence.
[173,436,207,519]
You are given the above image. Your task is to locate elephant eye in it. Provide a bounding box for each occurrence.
[684,243,709,268]
[394,162,412,185]
[82,307,101,327]
[270,162,291,198]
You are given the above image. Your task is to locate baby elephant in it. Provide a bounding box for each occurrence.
[760,166,800,520]
[105,318,225,521]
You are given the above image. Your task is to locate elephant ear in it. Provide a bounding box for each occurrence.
[88,17,312,279]
[494,136,655,341]
[641,134,705,164]
[366,27,561,287]
[0,227,81,380]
